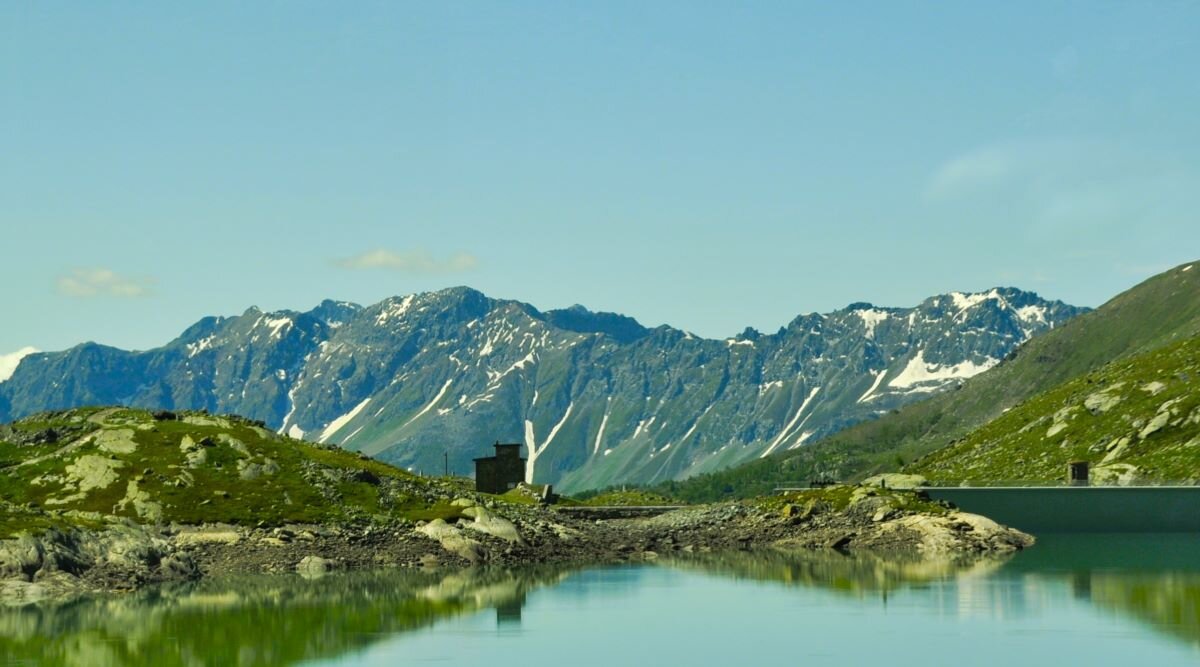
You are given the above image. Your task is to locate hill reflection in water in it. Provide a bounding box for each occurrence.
[2,535,1199,665]
[0,566,570,666]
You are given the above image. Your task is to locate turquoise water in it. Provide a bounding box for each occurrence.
[4,535,1200,666]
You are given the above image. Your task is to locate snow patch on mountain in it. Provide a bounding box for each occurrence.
[759,380,784,395]
[402,379,454,428]
[319,398,372,443]
[855,309,890,339]
[375,295,415,326]
[263,317,292,340]
[279,386,302,435]
[888,350,998,390]
[1016,305,1047,324]
[186,336,216,358]
[762,386,821,458]
[950,291,996,311]
[593,401,611,455]
[857,370,887,403]
[787,430,815,450]
[526,403,575,483]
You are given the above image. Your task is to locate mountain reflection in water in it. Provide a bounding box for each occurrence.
[0,567,570,666]
[668,536,1200,650]
[2,535,1199,666]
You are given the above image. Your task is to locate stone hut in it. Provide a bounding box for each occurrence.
[474,442,526,494]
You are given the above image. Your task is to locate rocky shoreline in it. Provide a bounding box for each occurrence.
[1,484,1033,604]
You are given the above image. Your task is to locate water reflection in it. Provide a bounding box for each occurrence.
[0,566,569,666]
[2,536,1199,665]
[1009,534,1200,650]
[662,548,1009,597]
[666,537,1200,650]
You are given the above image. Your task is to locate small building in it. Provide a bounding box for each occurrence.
[474,442,526,494]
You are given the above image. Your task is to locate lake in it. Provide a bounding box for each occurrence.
[3,534,1200,666]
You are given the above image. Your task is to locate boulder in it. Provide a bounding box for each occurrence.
[1140,381,1167,396]
[416,519,484,563]
[179,436,209,468]
[1084,388,1123,415]
[296,555,338,577]
[65,455,125,492]
[1092,463,1140,486]
[217,434,251,457]
[887,511,1034,554]
[1100,436,1132,464]
[1139,410,1171,439]
[96,429,138,454]
[461,506,526,545]
[116,480,163,522]
[0,535,44,581]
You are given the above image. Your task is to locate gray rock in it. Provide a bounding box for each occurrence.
[297,555,338,577]
[65,455,125,493]
[96,428,138,454]
[0,535,44,581]
[1139,411,1171,439]
[1084,387,1123,415]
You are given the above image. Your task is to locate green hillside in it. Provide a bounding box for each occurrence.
[0,407,476,537]
[659,261,1200,501]
[910,332,1200,484]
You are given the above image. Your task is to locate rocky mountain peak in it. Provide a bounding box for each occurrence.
[0,285,1088,493]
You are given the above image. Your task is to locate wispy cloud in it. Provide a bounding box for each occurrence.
[334,249,479,274]
[56,268,153,298]
[924,140,1089,202]
[924,145,1026,201]
[0,347,39,383]
[924,139,1200,234]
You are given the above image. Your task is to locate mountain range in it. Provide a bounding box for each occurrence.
[659,260,1200,501]
[0,286,1084,492]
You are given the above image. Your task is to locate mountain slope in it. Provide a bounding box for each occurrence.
[0,287,1083,492]
[910,332,1200,484]
[657,260,1200,501]
[0,407,466,534]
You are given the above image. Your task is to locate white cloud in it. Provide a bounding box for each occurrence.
[924,139,1200,234]
[0,347,39,383]
[334,249,479,273]
[56,268,153,298]
[924,140,1090,202]
[925,145,1024,201]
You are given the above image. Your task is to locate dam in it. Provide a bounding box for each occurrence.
[920,485,1200,533]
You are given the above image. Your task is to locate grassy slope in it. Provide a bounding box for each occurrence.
[657,261,1200,501]
[0,407,482,537]
[910,333,1200,483]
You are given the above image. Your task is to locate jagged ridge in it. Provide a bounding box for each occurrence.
[0,286,1084,492]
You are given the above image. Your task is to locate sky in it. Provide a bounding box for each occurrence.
[2,2,1199,354]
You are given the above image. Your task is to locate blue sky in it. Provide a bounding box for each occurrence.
[3,2,1199,354]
